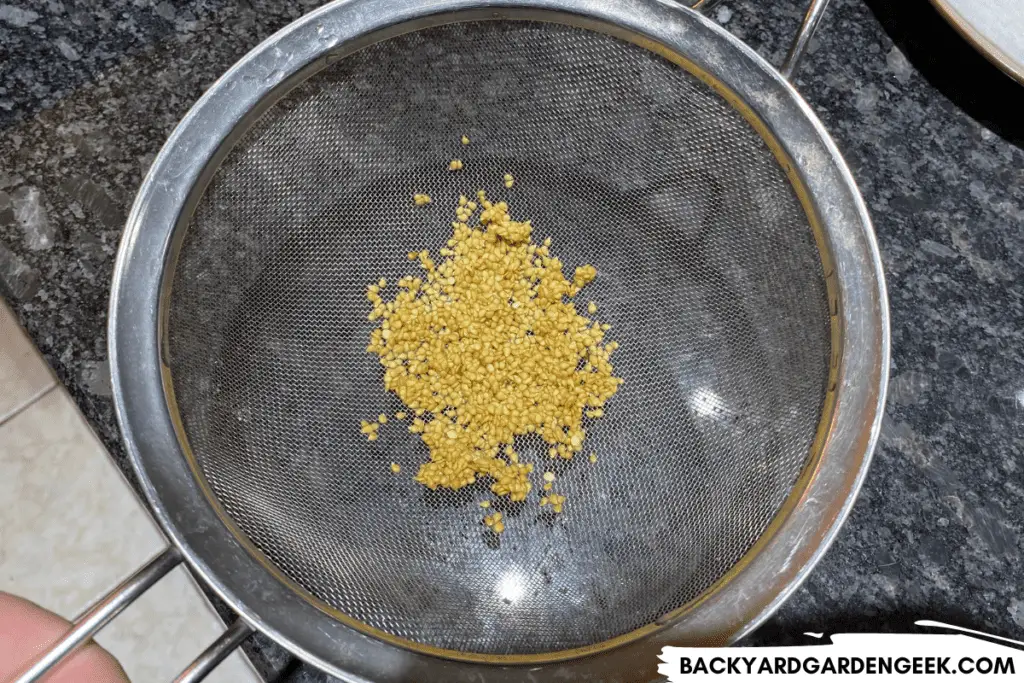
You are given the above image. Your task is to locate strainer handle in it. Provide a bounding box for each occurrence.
[11,547,252,683]
[692,0,831,79]
[173,619,255,683]
[781,0,831,79]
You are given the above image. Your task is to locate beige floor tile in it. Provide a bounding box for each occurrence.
[0,301,55,424]
[0,389,260,683]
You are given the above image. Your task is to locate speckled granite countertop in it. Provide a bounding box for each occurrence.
[1,0,1022,680]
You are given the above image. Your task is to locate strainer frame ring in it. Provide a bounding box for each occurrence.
[109,0,889,680]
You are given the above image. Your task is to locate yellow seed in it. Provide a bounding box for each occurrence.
[367,433,378,441]
[413,193,431,205]
[390,462,401,473]
[540,497,549,506]
[589,452,597,463]
[543,471,555,482]
[573,264,597,287]
[449,159,464,171]
[395,411,407,420]
[379,278,387,288]
[461,135,470,145]
[378,414,388,424]
[543,482,552,491]
[480,501,490,508]
[587,301,597,314]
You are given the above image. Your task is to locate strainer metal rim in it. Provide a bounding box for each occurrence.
[109,0,889,680]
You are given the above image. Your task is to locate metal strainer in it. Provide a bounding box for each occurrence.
[19,0,888,681]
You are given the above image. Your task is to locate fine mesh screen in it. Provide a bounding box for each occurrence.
[166,20,831,655]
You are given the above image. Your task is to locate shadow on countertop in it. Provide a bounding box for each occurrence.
[862,0,1024,148]
[746,606,1024,648]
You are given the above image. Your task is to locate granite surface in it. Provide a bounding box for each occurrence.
[1,0,1022,680]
